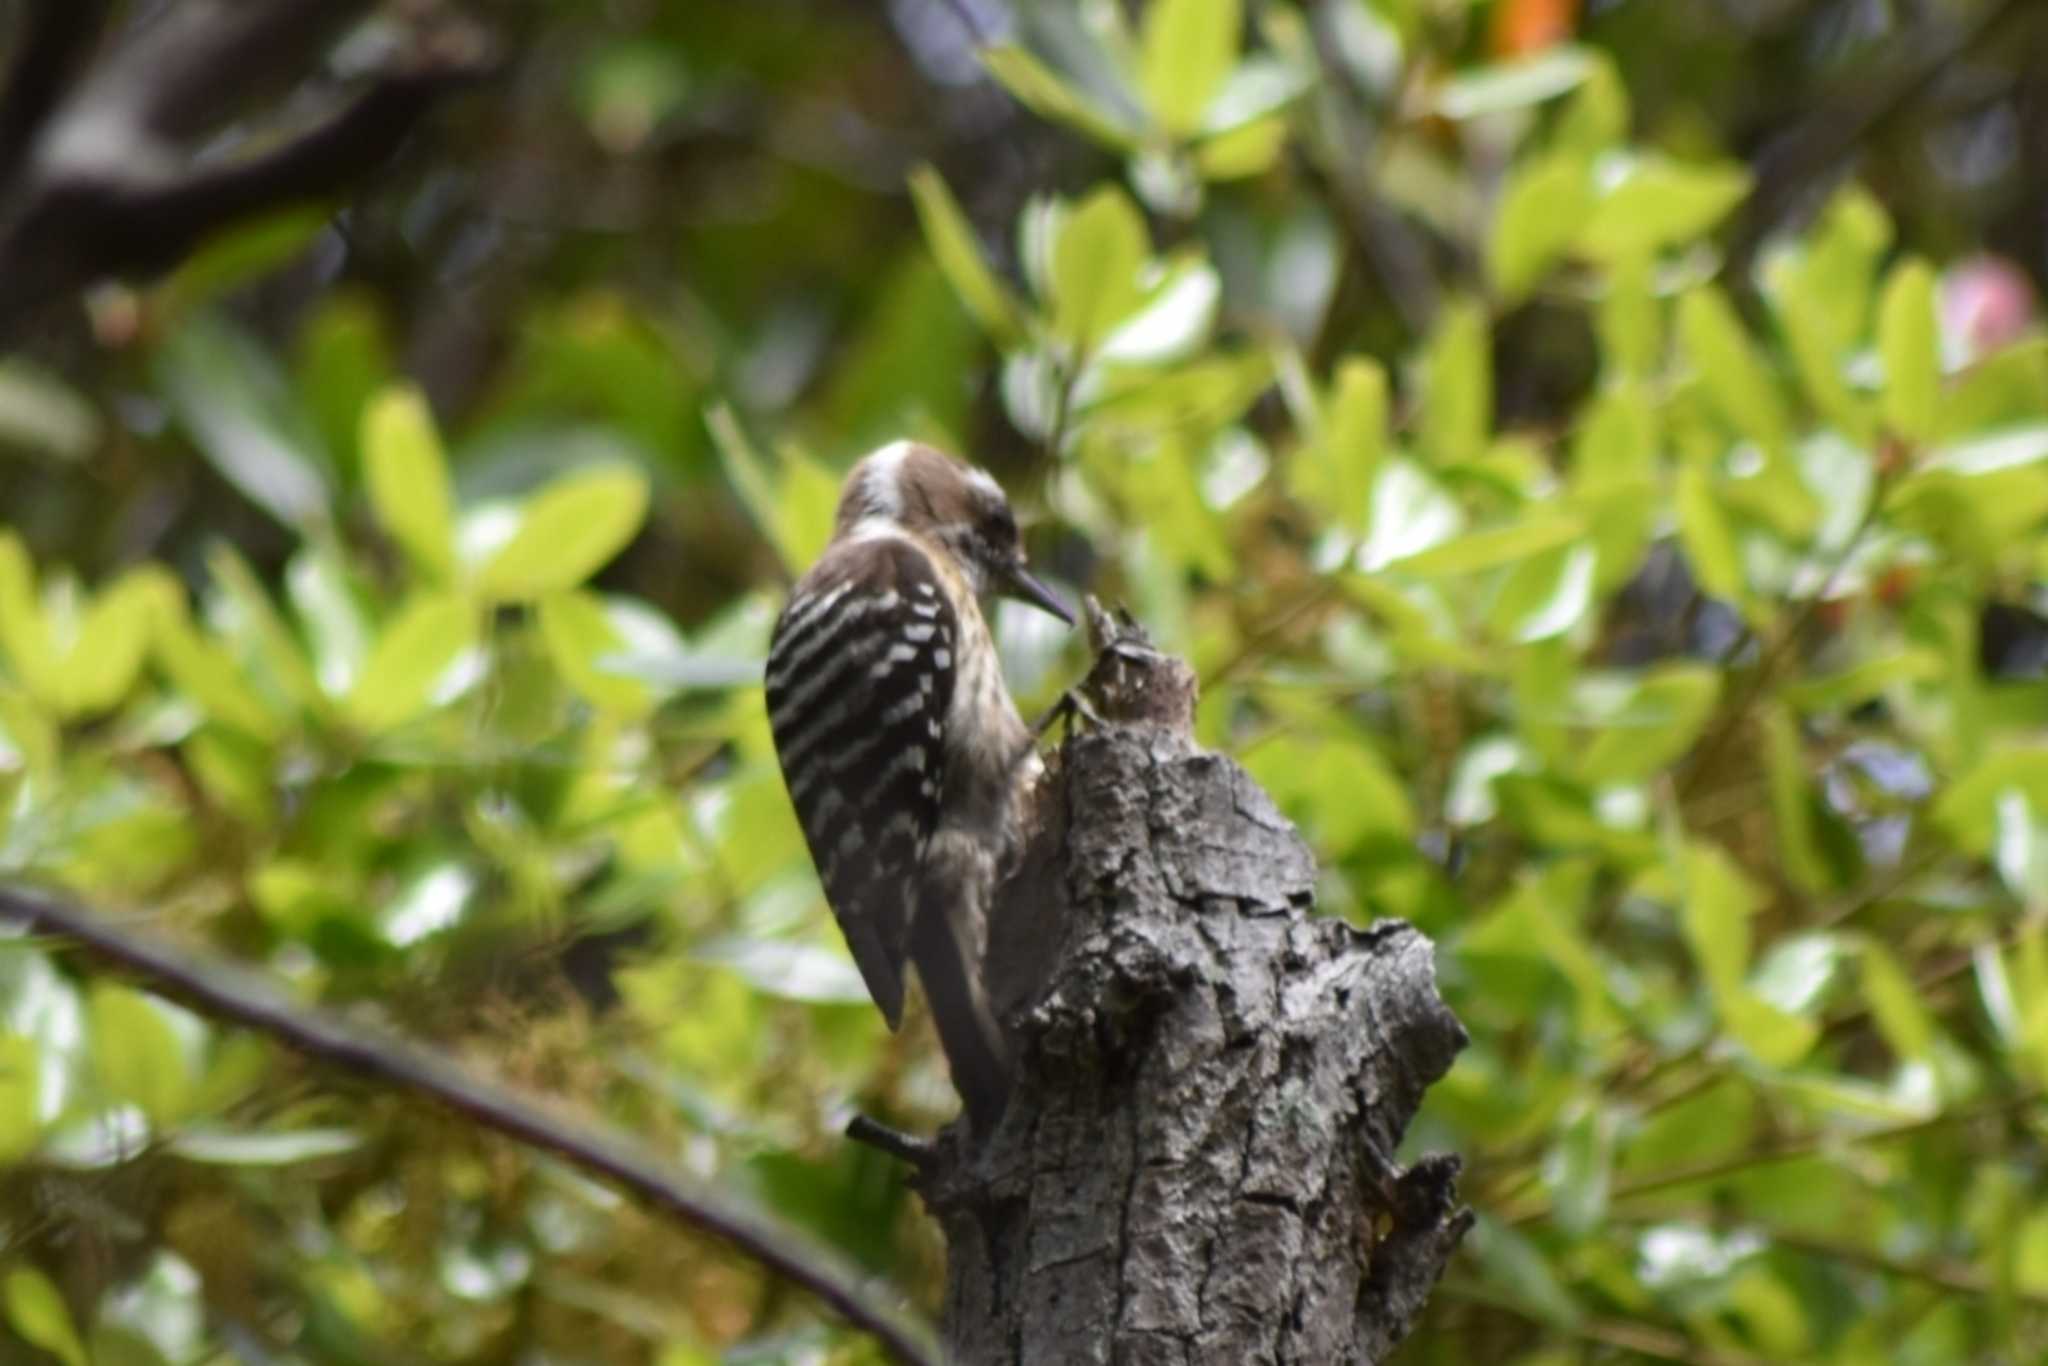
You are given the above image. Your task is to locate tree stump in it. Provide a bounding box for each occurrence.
[912,608,1471,1365]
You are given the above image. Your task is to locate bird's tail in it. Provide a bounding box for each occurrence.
[911,844,1012,1131]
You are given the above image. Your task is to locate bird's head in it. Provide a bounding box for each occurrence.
[836,441,1073,624]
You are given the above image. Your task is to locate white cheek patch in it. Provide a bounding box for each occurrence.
[859,441,918,519]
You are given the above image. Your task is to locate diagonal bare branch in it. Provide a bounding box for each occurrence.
[0,884,939,1366]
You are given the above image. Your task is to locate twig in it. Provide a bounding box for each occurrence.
[1504,1091,2035,1225]
[845,1114,937,1170]
[1434,1282,1778,1366]
[0,884,937,1366]
[0,4,496,334]
[1611,1214,2048,1310]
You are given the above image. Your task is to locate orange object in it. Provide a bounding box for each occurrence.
[1490,0,1581,57]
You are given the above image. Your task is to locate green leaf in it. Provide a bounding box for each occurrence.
[1598,255,1661,381]
[1571,384,1657,492]
[0,533,62,704]
[1243,729,1413,857]
[1761,704,1833,895]
[1783,649,1940,712]
[53,568,174,718]
[539,590,657,714]
[1675,463,1744,605]
[1323,356,1387,508]
[205,544,324,712]
[1579,156,1750,261]
[472,465,649,599]
[153,604,285,741]
[1552,51,1629,154]
[907,164,1024,345]
[1139,0,1240,136]
[1488,154,1592,303]
[1359,459,1465,570]
[0,358,100,461]
[695,937,870,1005]
[1575,664,1719,783]
[1935,338,2048,442]
[1860,941,1935,1065]
[1678,285,1790,455]
[159,208,329,315]
[1290,355,1387,535]
[1542,1104,1614,1238]
[707,407,841,572]
[88,985,195,1127]
[1398,510,1585,576]
[981,44,1138,150]
[1878,258,1940,444]
[345,593,477,732]
[4,1265,87,1366]
[169,1127,364,1165]
[1934,746,2048,854]
[1418,298,1491,465]
[1493,544,1597,642]
[1194,114,1288,179]
[1681,842,1819,1068]
[1095,256,1221,364]
[361,385,457,579]
[86,1324,171,1366]
[0,1036,40,1164]
[153,313,332,528]
[1434,47,1594,120]
[1465,1214,1583,1326]
[297,291,394,480]
[1768,252,1876,447]
[1050,186,1149,351]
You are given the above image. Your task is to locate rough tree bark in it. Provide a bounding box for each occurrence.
[906,608,1470,1365]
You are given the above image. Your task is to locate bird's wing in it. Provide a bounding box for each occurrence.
[764,536,957,1028]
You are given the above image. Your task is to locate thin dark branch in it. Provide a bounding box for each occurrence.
[0,885,938,1366]
[1503,1091,2037,1225]
[846,1114,938,1170]
[0,6,496,338]
[134,58,491,259]
[0,0,113,185]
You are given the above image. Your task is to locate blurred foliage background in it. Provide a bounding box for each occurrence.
[4,0,2048,1361]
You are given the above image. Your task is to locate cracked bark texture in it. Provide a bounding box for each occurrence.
[911,619,1471,1366]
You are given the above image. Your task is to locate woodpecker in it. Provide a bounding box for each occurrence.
[764,441,1072,1128]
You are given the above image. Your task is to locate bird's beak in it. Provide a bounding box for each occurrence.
[1002,560,1074,626]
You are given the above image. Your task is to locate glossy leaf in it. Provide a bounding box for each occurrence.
[1489,154,1592,302]
[908,164,1024,344]
[1050,186,1149,351]
[982,44,1138,150]
[345,594,478,732]
[154,314,332,527]
[1419,298,1492,465]
[472,465,649,599]
[88,985,195,1127]
[1139,0,1241,136]
[1579,155,1749,260]
[1678,285,1790,455]
[4,1265,87,1366]
[0,1036,40,1163]
[362,385,457,579]
[1878,258,1940,443]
